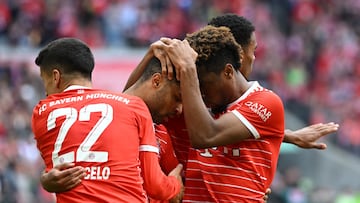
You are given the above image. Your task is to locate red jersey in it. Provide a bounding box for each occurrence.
[149,124,179,203]
[163,114,190,168]
[182,81,285,202]
[155,124,179,174]
[32,87,157,203]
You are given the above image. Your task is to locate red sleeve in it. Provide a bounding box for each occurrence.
[232,90,284,139]
[155,125,179,174]
[140,151,181,200]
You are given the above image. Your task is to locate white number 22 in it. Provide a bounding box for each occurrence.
[47,103,113,167]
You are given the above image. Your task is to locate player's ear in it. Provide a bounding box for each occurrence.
[52,68,61,88]
[152,73,163,88]
[223,64,234,79]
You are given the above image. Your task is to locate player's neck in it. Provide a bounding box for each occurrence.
[62,79,92,92]
[234,73,250,97]
[124,83,147,100]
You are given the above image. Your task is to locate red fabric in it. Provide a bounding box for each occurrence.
[149,124,180,203]
[141,150,181,203]
[163,113,191,169]
[155,124,179,174]
[32,88,157,203]
[182,82,284,202]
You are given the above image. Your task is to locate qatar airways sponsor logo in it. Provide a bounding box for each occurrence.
[84,166,110,180]
[244,101,271,122]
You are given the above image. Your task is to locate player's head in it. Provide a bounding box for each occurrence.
[208,14,257,79]
[186,25,243,114]
[133,57,182,123]
[35,38,95,96]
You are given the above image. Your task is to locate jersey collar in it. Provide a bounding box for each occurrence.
[63,85,92,92]
[227,81,260,108]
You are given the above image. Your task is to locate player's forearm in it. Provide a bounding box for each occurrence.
[140,152,181,200]
[123,49,154,91]
[179,67,218,148]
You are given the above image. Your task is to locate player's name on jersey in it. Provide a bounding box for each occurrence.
[84,166,111,180]
[47,93,130,107]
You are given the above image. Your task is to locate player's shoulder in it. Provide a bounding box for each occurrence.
[87,89,146,105]
[248,81,283,104]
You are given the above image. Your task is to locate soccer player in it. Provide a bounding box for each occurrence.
[123,56,183,203]
[32,38,183,203]
[126,14,339,170]
[161,25,284,202]
[207,14,339,149]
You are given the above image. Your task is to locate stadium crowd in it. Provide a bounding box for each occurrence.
[0,0,360,202]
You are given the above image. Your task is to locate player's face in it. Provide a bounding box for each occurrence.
[198,71,230,114]
[151,81,182,124]
[240,32,257,79]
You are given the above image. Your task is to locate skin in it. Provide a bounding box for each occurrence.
[124,72,182,124]
[239,32,256,79]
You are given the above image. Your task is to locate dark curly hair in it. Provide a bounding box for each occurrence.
[208,14,255,48]
[185,25,242,74]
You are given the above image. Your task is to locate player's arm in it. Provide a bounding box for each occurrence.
[123,40,174,91]
[134,100,183,202]
[40,163,86,193]
[283,122,339,150]
[140,151,183,202]
[159,38,255,148]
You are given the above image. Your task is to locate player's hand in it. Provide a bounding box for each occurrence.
[168,164,184,203]
[287,122,339,150]
[40,163,86,193]
[150,40,174,80]
[160,37,198,81]
[263,188,271,202]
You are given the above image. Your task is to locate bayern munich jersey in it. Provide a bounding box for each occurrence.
[32,87,159,203]
[155,124,179,175]
[163,114,190,168]
[182,81,285,202]
[149,124,179,203]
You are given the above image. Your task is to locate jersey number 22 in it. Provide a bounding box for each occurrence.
[47,103,113,167]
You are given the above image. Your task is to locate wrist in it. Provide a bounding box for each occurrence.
[284,129,298,144]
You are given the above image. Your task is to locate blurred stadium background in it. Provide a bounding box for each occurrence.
[0,0,359,202]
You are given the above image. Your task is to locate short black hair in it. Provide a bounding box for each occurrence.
[35,38,94,80]
[208,14,255,48]
[139,57,177,82]
[186,25,242,74]
[140,57,162,81]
